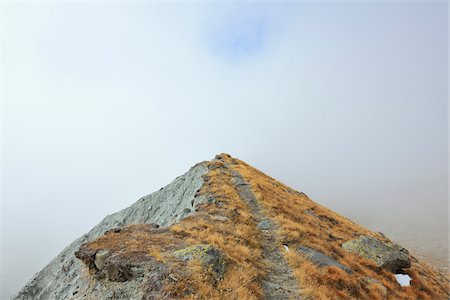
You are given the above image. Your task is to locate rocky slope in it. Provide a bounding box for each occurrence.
[14,162,209,300]
[14,154,449,299]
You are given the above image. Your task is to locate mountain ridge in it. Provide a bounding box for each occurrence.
[14,154,449,299]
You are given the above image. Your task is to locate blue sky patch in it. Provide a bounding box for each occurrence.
[207,16,269,63]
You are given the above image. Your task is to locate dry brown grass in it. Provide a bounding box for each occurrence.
[169,160,266,299]
[83,159,266,299]
[86,224,183,255]
[221,154,449,300]
[80,153,449,299]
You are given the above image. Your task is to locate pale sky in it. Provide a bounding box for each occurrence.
[1,1,448,299]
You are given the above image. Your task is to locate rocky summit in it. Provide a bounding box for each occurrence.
[14,154,449,300]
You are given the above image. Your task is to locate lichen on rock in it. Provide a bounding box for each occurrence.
[342,235,411,272]
[172,244,225,279]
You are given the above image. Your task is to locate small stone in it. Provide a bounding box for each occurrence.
[257,220,271,230]
[262,280,280,290]
[168,274,178,282]
[130,266,145,277]
[212,215,230,222]
[304,209,318,218]
[94,250,111,270]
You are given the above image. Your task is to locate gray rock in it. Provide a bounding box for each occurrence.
[211,215,230,222]
[94,250,111,270]
[342,236,410,273]
[76,258,168,300]
[304,209,318,218]
[257,219,271,230]
[262,280,281,290]
[172,244,225,279]
[14,162,209,300]
[129,266,145,278]
[297,246,352,274]
[177,208,192,221]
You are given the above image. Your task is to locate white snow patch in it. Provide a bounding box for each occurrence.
[395,274,412,287]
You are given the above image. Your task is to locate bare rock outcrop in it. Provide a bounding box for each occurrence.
[297,245,352,274]
[13,163,209,300]
[172,244,225,279]
[342,235,411,272]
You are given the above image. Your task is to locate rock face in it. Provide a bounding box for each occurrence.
[73,223,214,300]
[342,236,411,272]
[13,163,209,300]
[74,223,167,284]
[297,246,352,274]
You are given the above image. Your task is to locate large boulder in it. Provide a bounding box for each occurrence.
[298,246,352,274]
[342,236,410,272]
[172,244,225,279]
[75,245,150,282]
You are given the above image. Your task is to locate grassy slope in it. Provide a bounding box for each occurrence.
[226,154,449,299]
[81,154,449,299]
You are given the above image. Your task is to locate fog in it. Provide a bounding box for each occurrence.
[1,2,448,299]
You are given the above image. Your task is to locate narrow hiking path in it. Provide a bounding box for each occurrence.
[231,170,301,300]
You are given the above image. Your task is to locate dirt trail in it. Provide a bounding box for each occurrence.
[231,170,301,300]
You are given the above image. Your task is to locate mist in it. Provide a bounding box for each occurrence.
[1,2,448,299]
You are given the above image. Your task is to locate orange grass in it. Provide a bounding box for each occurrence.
[80,154,449,299]
[169,161,266,299]
[221,154,449,300]
[83,159,266,299]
